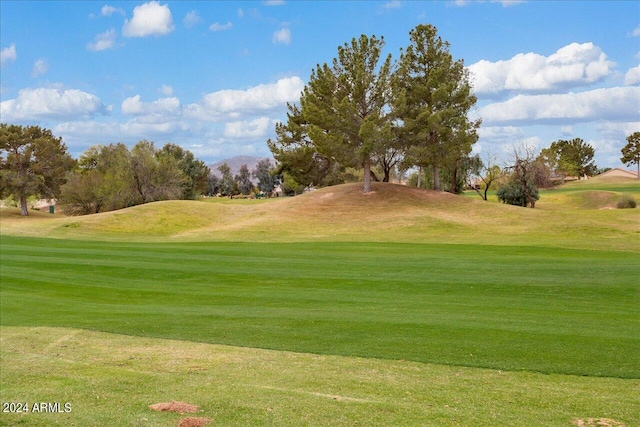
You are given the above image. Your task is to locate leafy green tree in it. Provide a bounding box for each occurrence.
[158,143,209,199]
[235,164,253,195]
[217,163,237,196]
[301,34,393,193]
[497,180,539,208]
[621,131,640,178]
[0,124,75,215]
[252,159,278,194]
[395,24,480,191]
[207,173,220,196]
[130,140,186,204]
[544,138,596,179]
[467,153,502,201]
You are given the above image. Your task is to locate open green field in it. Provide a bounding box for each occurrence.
[1,177,639,426]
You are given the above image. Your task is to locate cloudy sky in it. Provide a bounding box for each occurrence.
[1,1,638,167]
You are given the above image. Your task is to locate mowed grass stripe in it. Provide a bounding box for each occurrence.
[1,236,639,378]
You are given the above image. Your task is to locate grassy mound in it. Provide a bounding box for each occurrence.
[2,182,639,251]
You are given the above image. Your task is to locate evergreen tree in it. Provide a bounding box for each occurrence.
[395,24,480,191]
[300,34,393,193]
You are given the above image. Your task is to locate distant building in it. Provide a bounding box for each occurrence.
[597,168,638,179]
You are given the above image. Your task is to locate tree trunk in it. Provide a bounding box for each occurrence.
[363,157,372,193]
[451,166,458,194]
[433,164,441,191]
[20,194,29,216]
[417,165,422,188]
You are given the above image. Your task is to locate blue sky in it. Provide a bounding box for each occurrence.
[1,0,639,168]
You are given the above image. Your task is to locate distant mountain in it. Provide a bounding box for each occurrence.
[209,155,273,177]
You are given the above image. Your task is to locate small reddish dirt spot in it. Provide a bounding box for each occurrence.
[149,401,199,414]
[178,417,212,427]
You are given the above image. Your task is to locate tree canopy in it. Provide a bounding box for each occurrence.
[268,24,480,194]
[540,138,596,180]
[621,132,640,178]
[0,124,75,215]
[59,141,206,215]
[395,24,480,191]
[300,34,393,193]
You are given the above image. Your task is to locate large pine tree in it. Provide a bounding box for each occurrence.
[395,24,480,191]
[301,35,393,193]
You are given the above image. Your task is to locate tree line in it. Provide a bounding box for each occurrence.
[60,140,210,215]
[209,159,278,198]
[0,124,210,216]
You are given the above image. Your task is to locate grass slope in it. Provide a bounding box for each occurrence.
[1,236,638,378]
[1,178,639,425]
[2,181,639,251]
[1,327,637,427]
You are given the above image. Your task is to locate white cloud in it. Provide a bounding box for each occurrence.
[160,85,173,96]
[185,76,304,121]
[263,0,285,5]
[183,10,202,28]
[492,0,525,6]
[477,126,523,140]
[31,61,48,77]
[0,87,108,121]
[209,21,233,32]
[596,121,640,138]
[454,0,525,6]
[478,86,640,125]
[121,95,181,116]
[102,5,125,16]
[272,28,291,45]
[1,44,17,66]
[123,1,174,37]
[237,9,244,18]
[624,65,640,86]
[53,119,189,147]
[31,59,49,77]
[383,1,402,10]
[87,29,117,52]
[469,42,614,97]
[628,25,640,37]
[224,117,272,138]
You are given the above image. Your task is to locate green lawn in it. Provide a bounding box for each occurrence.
[2,236,638,378]
[1,180,639,425]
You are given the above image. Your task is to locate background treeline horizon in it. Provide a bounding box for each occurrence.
[2,22,639,215]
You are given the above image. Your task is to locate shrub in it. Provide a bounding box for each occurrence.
[617,194,637,209]
[496,181,539,207]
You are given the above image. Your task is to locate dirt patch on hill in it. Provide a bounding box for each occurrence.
[149,401,199,414]
[572,418,626,427]
[178,417,212,427]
